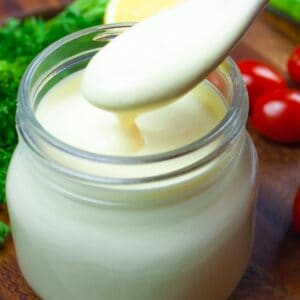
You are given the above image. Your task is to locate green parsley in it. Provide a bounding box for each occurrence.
[0,221,10,246]
[269,0,300,23]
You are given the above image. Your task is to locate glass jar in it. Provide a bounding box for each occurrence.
[6,24,258,300]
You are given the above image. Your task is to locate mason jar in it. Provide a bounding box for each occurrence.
[6,24,258,300]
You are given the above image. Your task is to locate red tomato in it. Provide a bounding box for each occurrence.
[288,46,300,84]
[293,188,300,233]
[251,89,300,143]
[237,60,286,109]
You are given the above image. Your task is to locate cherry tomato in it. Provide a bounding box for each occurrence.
[288,46,300,84]
[237,60,286,109]
[251,89,300,143]
[293,188,300,233]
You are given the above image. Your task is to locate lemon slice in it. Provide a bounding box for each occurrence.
[104,0,184,23]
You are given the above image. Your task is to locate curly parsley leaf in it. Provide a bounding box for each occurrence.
[0,221,10,246]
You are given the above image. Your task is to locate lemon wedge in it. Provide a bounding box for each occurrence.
[104,0,184,23]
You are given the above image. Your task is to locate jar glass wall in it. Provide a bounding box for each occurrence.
[6,24,257,300]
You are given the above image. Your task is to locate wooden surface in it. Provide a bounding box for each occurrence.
[0,1,300,299]
[0,0,71,23]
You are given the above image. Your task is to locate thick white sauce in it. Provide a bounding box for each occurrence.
[36,71,226,156]
[82,0,266,111]
[6,1,261,299]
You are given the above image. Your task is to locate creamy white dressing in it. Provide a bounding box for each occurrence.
[36,71,226,156]
[82,0,266,112]
[6,2,262,298]
[11,64,256,300]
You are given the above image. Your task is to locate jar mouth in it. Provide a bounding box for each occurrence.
[17,23,248,184]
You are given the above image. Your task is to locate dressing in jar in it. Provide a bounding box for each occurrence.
[6,24,258,300]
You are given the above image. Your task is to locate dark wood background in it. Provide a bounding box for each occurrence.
[0,1,300,299]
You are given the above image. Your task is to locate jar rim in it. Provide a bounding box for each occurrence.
[17,23,248,184]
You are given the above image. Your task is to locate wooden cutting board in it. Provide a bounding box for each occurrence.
[0,1,300,299]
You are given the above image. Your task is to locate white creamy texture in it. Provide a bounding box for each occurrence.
[7,137,257,300]
[6,1,262,297]
[36,70,226,156]
[82,0,266,111]
[11,70,257,300]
